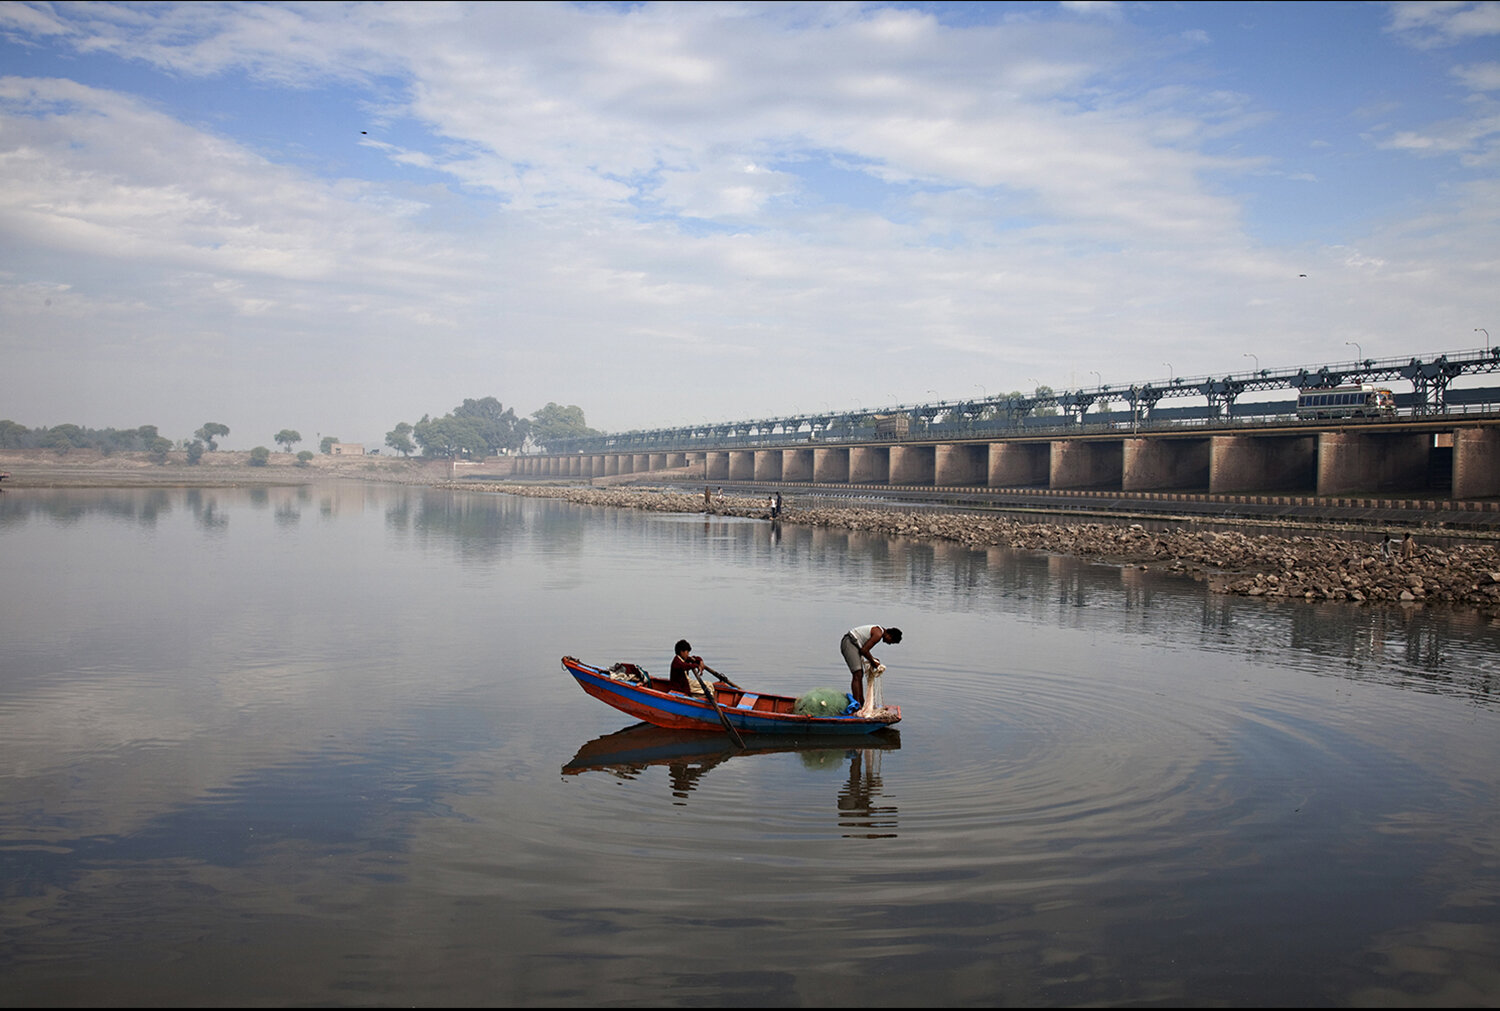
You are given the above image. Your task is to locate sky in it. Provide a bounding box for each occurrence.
[1,1,1498,449]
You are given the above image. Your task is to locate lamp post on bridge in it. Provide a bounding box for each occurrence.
[1243,352,1258,375]
[1478,328,1490,351]
[1346,340,1363,364]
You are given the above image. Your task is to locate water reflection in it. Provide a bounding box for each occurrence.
[563,723,900,836]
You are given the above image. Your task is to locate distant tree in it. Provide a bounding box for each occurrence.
[296,450,314,467]
[452,397,528,455]
[385,422,415,457]
[186,440,205,465]
[274,429,302,453]
[46,424,86,453]
[148,436,173,463]
[529,403,600,450]
[413,414,487,459]
[196,422,229,451]
[320,435,339,454]
[0,419,25,449]
[248,446,271,467]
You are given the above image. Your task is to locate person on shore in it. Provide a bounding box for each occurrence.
[704,486,712,512]
[1381,534,1393,561]
[841,624,902,707]
[1401,532,1416,561]
[669,639,711,695]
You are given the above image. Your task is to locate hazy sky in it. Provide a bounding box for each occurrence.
[2,1,1497,448]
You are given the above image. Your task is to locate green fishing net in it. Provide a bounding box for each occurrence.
[793,687,849,716]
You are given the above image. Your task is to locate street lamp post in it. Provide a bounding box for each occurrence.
[1346,340,1363,363]
[1478,328,1490,351]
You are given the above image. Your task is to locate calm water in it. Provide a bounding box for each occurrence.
[1,484,1498,1006]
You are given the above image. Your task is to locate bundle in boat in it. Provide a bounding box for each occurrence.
[793,687,850,716]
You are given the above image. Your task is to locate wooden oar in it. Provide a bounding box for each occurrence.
[692,669,745,749]
[700,664,740,689]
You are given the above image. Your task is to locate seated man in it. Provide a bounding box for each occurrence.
[669,639,708,695]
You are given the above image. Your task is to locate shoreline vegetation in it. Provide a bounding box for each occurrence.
[471,483,1500,614]
[7,450,1500,612]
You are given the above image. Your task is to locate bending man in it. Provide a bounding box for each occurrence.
[840,624,902,707]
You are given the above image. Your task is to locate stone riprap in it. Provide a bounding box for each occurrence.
[455,483,1500,611]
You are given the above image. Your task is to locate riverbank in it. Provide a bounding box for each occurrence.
[0,449,444,487]
[466,483,1500,612]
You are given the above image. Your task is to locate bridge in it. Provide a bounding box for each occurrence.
[513,346,1500,501]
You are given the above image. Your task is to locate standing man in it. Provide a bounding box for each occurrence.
[840,624,902,708]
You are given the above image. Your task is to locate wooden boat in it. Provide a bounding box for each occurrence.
[561,656,900,735]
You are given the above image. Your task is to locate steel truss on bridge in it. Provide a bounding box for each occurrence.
[541,346,1500,455]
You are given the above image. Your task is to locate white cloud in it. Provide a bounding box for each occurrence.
[1385,1,1500,48]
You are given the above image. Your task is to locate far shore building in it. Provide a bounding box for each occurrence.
[330,443,365,456]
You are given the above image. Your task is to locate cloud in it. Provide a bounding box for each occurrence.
[1384,1,1500,48]
[1454,60,1500,90]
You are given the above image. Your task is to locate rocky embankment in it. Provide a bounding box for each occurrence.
[464,483,1500,612]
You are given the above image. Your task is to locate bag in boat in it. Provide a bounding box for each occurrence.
[606,662,649,685]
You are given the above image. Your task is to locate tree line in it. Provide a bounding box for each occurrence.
[1,398,602,464]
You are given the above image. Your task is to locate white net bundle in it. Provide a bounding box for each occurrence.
[858,661,887,717]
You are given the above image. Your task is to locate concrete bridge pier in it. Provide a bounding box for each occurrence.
[1453,427,1500,499]
[1318,431,1431,496]
[989,443,1049,487]
[729,451,756,481]
[1050,440,1123,490]
[936,444,987,486]
[1209,434,1316,494]
[649,453,667,471]
[782,448,814,482]
[753,450,783,481]
[706,452,729,481]
[890,445,935,485]
[850,446,890,484]
[813,447,850,483]
[665,452,687,469]
[1123,437,1209,491]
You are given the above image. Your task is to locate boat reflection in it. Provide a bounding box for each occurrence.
[562,722,901,836]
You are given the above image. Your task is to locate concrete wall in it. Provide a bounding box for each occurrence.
[814,447,850,483]
[989,443,1049,487]
[890,445,935,485]
[935,444,987,486]
[1318,431,1430,496]
[1050,439,1123,490]
[1122,437,1210,491]
[1209,434,1316,494]
[850,446,889,484]
[706,452,729,480]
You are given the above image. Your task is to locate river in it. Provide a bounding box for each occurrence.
[1,483,1497,1006]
